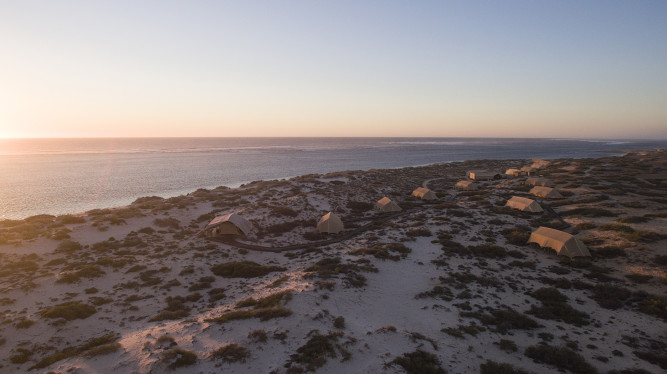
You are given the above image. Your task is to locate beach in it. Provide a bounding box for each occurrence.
[0,150,665,373]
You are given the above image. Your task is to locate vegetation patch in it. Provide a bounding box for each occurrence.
[468,244,508,259]
[149,296,191,321]
[210,261,286,278]
[561,207,617,218]
[387,350,446,374]
[30,334,120,369]
[160,348,197,370]
[209,343,250,363]
[287,331,351,372]
[349,242,411,261]
[524,344,598,374]
[208,291,293,324]
[480,360,534,374]
[461,307,538,333]
[528,287,590,326]
[305,257,377,288]
[501,226,531,246]
[40,301,96,321]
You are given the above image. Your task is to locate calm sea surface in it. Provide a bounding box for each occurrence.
[1,137,664,219]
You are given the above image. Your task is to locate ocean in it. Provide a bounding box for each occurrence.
[1,137,664,220]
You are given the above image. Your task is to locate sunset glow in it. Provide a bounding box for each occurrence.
[1,1,666,138]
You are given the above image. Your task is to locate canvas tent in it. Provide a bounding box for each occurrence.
[467,170,499,181]
[505,196,543,212]
[412,187,437,200]
[528,226,590,258]
[202,213,253,237]
[526,177,555,187]
[455,180,478,190]
[317,212,344,234]
[530,186,563,199]
[505,168,523,177]
[376,197,402,212]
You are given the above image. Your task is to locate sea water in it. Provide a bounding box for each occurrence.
[0,137,664,219]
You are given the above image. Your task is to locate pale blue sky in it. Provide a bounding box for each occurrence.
[0,1,665,138]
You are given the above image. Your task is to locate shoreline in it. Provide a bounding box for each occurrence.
[1,148,651,221]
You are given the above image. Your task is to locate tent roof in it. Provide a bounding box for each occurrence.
[529,226,590,258]
[377,196,393,206]
[206,213,253,236]
[413,187,431,195]
[506,196,543,212]
[530,186,562,198]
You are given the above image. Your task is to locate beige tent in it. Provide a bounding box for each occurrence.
[412,187,437,200]
[317,212,344,234]
[376,197,402,212]
[525,177,555,187]
[528,226,590,258]
[455,180,478,190]
[468,170,499,181]
[505,168,523,177]
[530,186,563,199]
[202,213,252,237]
[505,196,543,212]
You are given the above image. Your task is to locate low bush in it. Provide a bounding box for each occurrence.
[288,332,340,372]
[524,344,598,374]
[501,226,531,246]
[210,261,286,278]
[480,360,533,374]
[30,333,119,369]
[461,308,538,333]
[40,301,96,321]
[349,242,411,261]
[561,207,617,218]
[160,348,197,370]
[387,350,446,374]
[54,240,83,253]
[210,343,250,363]
[469,244,507,259]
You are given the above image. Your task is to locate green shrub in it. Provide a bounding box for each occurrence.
[270,206,298,217]
[10,348,33,364]
[210,343,250,363]
[406,227,432,237]
[347,201,373,212]
[561,207,617,218]
[333,316,345,329]
[591,284,631,309]
[468,244,507,259]
[575,222,596,230]
[501,226,531,246]
[206,306,292,323]
[210,261,286,278]
[289,332,346,372]
[461,308,538,333]
[480,360,533,374]
[387,350,446,374]
[54,240,83,253]
[615,216,649,224]
[31,334,119,369]
[40,301,96,321]
[349,242,411,261]
[592,246,626,259]
[599,223,635,233]
[153,217,181,230]
[14,319,35,329]
[531,287,568,304]
[524,344,598,374]
[496,339,518,352]
[161,348,197,369]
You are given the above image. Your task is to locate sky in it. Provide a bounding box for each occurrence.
[0,1,666,139]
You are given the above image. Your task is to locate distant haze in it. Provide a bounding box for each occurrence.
[1,1,666,138]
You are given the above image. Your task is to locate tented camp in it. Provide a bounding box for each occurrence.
[317,212,344,234]
[525,177,555,187]
[520,166,537,175]
[505,168,523,177]
[412,187,437,200]
[376,197,402,212]
[530,186,563,199]
[467,170,500,181]
[202,213,253,237]
[528,226,591,258]
[505,196,543,213]
[455,180,478,190]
